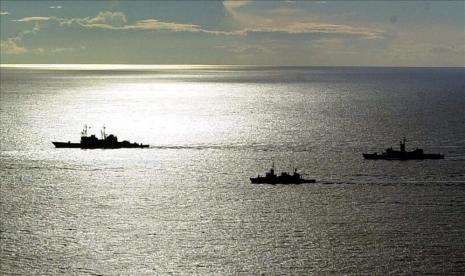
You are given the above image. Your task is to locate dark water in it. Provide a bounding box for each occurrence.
[1,65,465,274]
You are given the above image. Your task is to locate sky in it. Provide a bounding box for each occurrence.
[0,0,464,66]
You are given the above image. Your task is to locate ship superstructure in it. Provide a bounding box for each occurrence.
[52,125,149,149]
[363,138,444,160]
[250,163,316,184]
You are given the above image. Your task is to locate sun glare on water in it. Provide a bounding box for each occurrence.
[0,64,243,70]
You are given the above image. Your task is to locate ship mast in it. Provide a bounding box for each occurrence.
[101,125,107,139]
[81,124,88,137]
[400,137,406,152]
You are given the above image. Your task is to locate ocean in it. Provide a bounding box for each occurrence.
[1,65,464,274]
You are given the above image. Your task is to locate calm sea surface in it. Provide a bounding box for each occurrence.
[1,65,465,275]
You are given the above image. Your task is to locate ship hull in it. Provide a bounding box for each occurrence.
[250,178,316,184]
[52,142,149,149]
[363,153,444,160]
[52,142,81,148]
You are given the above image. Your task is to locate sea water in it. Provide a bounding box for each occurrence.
[1,65,464,274]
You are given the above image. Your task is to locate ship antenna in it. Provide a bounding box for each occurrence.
[102,125,106,139]
[400,136,406,152]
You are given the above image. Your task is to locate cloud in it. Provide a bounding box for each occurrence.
[0,40,27,54]
[85,11,127,27]
[12,10,383,39]
[0,39,84,56]
[123,19,201,32]
[223,0,253,15]
[49,6,62,9]
[73,12,201,32]
[6,9,386,60]
[221,2,383,40]
[50,47,76,53]
[9,21,41,42]
[14,12,203,33]
[0,11,9,15]
[240,22,384,39]
[430,45,463,55]
[1,17,83,56]
[13,16,51,22]
[217,44,275,55]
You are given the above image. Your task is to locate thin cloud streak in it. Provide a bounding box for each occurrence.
[238,23,383,39]
[13,11,384,39]
[13,17,51,22]
[13,12,203,32]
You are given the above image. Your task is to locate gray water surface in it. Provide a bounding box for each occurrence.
[1,66,464,274]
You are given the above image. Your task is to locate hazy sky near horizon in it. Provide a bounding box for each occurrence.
[1,1,464,66]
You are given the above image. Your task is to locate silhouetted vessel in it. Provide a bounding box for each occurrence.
[363,138,444,160]
[52,125,149,149]
[250,163,316,184]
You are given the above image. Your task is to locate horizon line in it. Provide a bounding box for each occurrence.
[1,63,464,70]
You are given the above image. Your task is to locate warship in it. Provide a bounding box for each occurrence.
[250,164,316,184]
[52,125,149,149]
[363,138,444,160]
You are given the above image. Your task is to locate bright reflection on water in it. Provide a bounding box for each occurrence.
[1,65,465,274]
